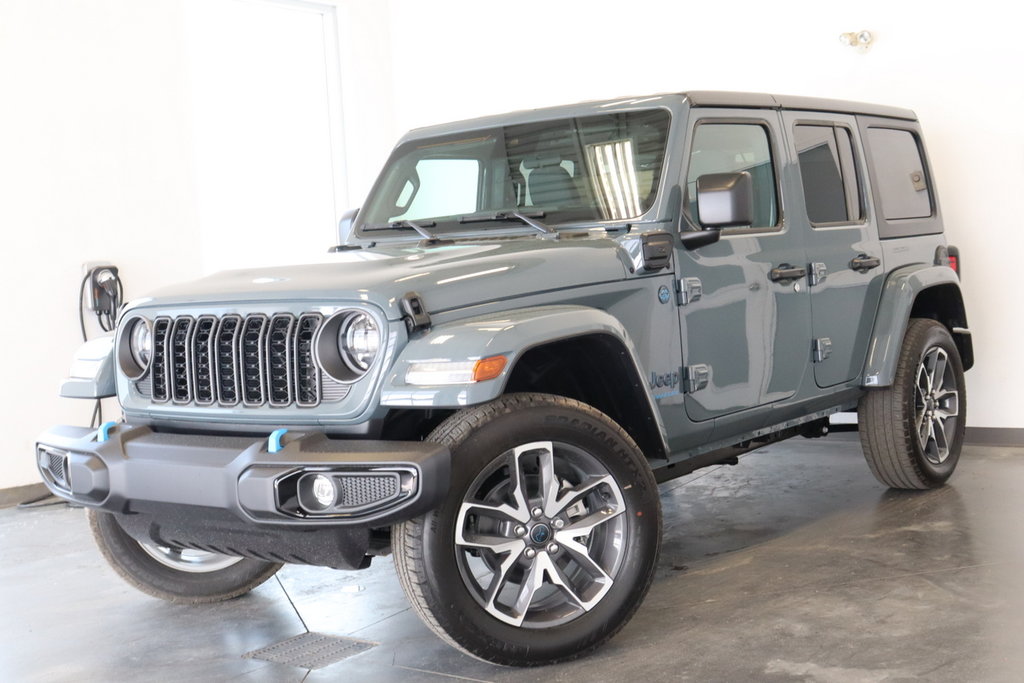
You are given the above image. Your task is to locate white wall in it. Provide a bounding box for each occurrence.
[0,0,1018,489]
[0,0,204,489]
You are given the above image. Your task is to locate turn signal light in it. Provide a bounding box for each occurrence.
[472,356,507,382]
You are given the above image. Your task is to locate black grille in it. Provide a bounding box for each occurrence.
[47,450,69,489]
[146,313,326,408]
[339,475,399,507]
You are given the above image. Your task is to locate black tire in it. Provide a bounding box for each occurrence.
[859,319,966,489]
[393,393,661,666]
[88,509,282,604]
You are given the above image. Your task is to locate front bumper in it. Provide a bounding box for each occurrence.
[35,424,450,527]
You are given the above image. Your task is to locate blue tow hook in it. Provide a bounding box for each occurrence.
[268,428,288,454]
[97,421,118,443]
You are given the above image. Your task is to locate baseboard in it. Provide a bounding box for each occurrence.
[0,483,49,509]
[965,427,1024,447]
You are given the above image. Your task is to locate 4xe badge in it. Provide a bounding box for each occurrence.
[650,369,680,390]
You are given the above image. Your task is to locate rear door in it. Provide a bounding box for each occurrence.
[676,110,812,422]
[781,111,884,387]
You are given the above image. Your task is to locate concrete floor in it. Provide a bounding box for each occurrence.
[3,432,1024,682]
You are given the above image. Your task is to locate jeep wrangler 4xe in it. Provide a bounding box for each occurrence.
[37,91,971,666]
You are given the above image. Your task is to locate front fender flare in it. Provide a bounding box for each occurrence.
[380,305,653,410]
[862,264,967,387]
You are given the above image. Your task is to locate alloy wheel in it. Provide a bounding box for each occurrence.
[454,441,628,628]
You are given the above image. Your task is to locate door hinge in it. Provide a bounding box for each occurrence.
[683,364,710,393]
[809,262,827,287]
[677,277,703,306]
[813,337,832,363]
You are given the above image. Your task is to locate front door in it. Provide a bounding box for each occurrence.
[677,110,812,422]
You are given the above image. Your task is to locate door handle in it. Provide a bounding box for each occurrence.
[769,264,808,282]
[850,254,881,272]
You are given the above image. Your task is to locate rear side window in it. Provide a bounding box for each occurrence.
[866,128,932,220]
[793,124,861,224]
[685,123,778,229]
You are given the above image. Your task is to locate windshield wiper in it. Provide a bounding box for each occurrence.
[363,219,441,242]
[458,211,556,236]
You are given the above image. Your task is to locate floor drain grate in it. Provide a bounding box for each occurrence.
[243,632,376,669]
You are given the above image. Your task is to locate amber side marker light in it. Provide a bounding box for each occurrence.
[472,355,507,382]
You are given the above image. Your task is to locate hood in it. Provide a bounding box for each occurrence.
[132,237,632,319]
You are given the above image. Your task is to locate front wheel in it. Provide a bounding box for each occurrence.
[88,510,282,603]
[859,318,966,489]
[393,393,661,666]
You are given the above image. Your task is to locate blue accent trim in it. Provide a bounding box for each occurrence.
[268,428,288,454]
[97,421,117,443]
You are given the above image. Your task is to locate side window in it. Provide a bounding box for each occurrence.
[866,128,932,220]
[390,158,481,221]
[793,124,862,224]
[686,123,778,229]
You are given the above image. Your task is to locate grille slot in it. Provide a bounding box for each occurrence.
[215,315,242,405]
[151,317,172,403]
[192,316,217,405]
[294,314,322,407]
[240,315,268,406]
[267,315,295,407]
[170,317,195,404]
[143,312,335,408]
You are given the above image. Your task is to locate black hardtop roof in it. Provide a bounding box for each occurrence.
[682,91,917,121]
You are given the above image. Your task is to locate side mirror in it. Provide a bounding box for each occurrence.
[329,208,360,252]
[695,171,753,228]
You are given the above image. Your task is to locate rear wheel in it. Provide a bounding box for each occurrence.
[88,509,282,603]
[393,393,661,666]
[859,318,966,489]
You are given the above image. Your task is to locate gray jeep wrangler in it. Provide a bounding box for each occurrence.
[37,91,971,666]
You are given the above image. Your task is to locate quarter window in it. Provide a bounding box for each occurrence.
[793,124,862,224]
[866,128,932,220]
[686,123,778,229]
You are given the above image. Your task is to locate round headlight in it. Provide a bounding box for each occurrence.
[339,313,380,372]
[129,319,152,368]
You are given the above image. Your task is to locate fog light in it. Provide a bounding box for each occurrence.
[312,474,336,508]
[297,472,338,513]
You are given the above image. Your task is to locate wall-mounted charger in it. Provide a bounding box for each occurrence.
[85,264,120,314]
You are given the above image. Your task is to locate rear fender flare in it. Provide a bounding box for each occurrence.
[862,264,970,387]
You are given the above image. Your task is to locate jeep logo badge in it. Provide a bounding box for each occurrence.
[650,370,680,389]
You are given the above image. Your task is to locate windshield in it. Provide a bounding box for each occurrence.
[358,109,671,236]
